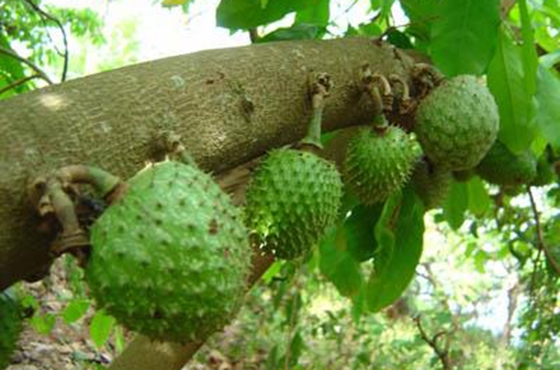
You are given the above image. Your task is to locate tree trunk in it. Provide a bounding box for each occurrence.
[0,37,414,289]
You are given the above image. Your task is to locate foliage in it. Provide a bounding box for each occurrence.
[0,0,103,97]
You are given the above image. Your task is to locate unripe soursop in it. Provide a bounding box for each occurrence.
[244,149,343,259]
[532,154,556,186]
[476,140,537,186]
[0,289,22,370]
[87,161,251,342]
[415,75,499,170]
[411,159,452,210]
[344,126,422,205]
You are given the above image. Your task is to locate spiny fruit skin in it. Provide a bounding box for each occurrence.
[344,126,422,205]
[87,161,250,343]
[0,289,22,370]
[244,149,343,259]
[415,75,499,170]
[476,140,537,186]
[411,159,452,210]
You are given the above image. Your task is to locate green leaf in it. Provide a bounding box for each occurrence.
[488,28,538,153]
[385,29,414,49]
[262,260,283,284]
[518,0,539,95]
[20,294,40,311]
[90,310,116,348]
[467,177,490,217]
[258,24,325,43]
[430,0,500,76]
[288,330,305,366]
[442,181,468,230]
[295,0,329,26]
[400,0,436,47]
[473,250,487,273]
[535,65,560,151]
[30,313,56,335]
[62,299,90,324]
[113,325,126,354]
[540,50,560,69]
[217,0,315,30]
[344,204,383,262]
[319,227,363,297]
[371,0,395,19]
[366,189,425,312]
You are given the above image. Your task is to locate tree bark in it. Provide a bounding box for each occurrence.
[0,37,414,290]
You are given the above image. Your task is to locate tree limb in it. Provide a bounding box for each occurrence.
[23,0,69,82]
[527,186,560,275]
[0,46,53,84]
[414,316,452,370]
[0,38,415,290]
[0,74,41,96]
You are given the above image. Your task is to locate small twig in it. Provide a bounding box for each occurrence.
[0,47,53,85]
[414,316,452,370]
[23,0,68,82]
[0,74,41,96]
[527,186,560,275]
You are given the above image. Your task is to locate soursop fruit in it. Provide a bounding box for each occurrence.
[452,169,474,182]
[411,159,452,210]
[344,126,422,205]
[87,161,251,342]
[476,140,537,185]
[244,149,343,259]
[0,289,22,370]
[532,154,556,186]
[415,75,499,170]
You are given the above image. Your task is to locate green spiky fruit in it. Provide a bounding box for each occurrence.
[87,161,250,342]
[344,126,422,205]
[532,154,556,186]
[476,141,537,185]
[244,149,343,259]
[411,159,452,209]
[415,75,499,170]
[0,289,22,370]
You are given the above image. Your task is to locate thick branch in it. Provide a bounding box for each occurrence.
[0,38,414,289]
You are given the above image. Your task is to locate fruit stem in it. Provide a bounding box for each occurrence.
[55,165,122,198]
[44,180,90,266]
[411,63,445,99]
[372,115,389,134]
[300,72,331,151]
[159,131,199,167]
[361,66,393,116]
[388,74,412,115]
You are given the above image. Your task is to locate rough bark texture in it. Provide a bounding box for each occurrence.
[0,37,413,289]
